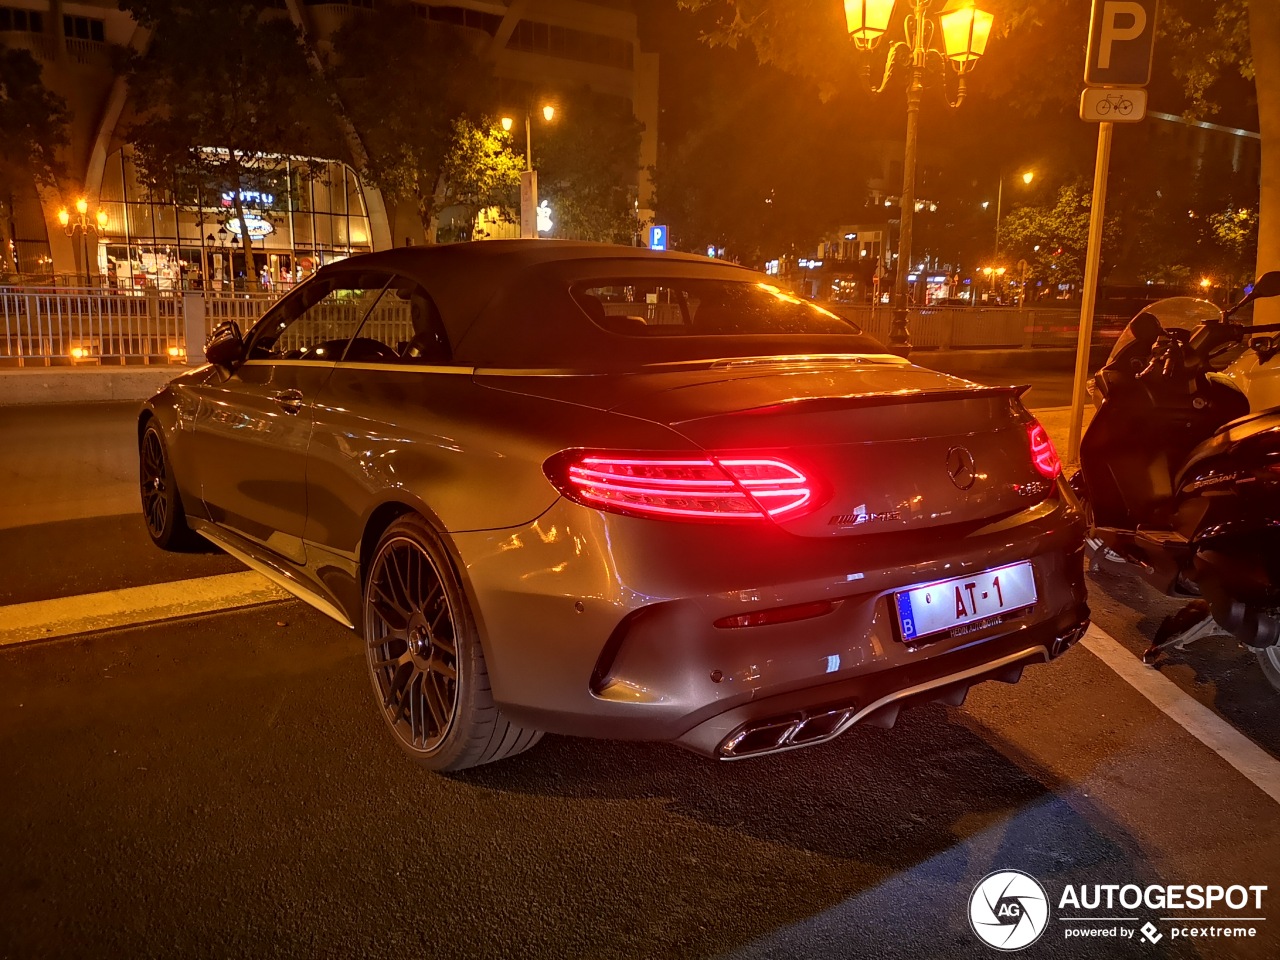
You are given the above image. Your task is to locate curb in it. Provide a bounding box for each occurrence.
[0,367,182,406]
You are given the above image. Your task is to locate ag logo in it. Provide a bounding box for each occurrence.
[969,870,1049,951]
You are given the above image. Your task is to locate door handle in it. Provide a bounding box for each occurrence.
[272,389,304,414]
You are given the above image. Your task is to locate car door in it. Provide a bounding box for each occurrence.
[191,271,393,564]
[302,276,467,584]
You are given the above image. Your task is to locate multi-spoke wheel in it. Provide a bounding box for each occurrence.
[139,419,193,550]
[363,515,542,771]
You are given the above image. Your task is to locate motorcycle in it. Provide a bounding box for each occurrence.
[1073,271,1280,690]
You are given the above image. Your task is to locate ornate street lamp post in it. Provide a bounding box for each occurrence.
[845,0,994,353]
[57,198,108,286]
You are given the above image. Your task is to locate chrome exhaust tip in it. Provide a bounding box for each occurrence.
[718,706,853,758]
[719,714,804,758]
[1052,620,1090,658]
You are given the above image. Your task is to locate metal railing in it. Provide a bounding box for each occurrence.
[0,287,1132,368]
[204,291,279,327]
[825,304,1130,351]
[0,287,186,366]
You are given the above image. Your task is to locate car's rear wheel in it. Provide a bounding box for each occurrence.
[363,515,542,771]
[139,420,194,550]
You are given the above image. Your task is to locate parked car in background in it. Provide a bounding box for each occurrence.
[138,241,1090,771]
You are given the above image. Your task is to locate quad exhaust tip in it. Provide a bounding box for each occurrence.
[716,632,1086,760]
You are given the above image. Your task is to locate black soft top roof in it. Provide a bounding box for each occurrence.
[313,240,881,370]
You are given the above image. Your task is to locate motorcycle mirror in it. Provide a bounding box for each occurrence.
[1225,270,1280,319]
[1250,271,1280,300]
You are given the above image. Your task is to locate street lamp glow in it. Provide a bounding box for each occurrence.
[844,0,895,51]
[1200,277,1212,289]
[57,208,70,227]
[75,197,88,216]
[939,3,995,71]
[1022,171,1035,185]
[501,116,514,132]
[542,104,555,122]
[95,210,108,229]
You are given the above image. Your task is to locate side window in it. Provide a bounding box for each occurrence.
[343,277,451,366]
[247,273,393,362]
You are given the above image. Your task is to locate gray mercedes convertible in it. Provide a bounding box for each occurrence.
[138,241,1089,771]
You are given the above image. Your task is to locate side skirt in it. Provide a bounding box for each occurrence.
[192,518,355,630]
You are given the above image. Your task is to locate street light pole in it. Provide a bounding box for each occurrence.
[994,169,1032,260]
[846,0,994,355]
[890,4,928,351]
[503,103,556,239]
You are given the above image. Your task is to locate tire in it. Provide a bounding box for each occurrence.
[1096,99,1111,115]
[362,515,542,771]
[139,419,195,550]
[1256,646,1280,694]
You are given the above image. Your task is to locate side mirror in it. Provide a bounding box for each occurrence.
[1250,271,1280,301]
[1225,270,1280,319]
[205,319,245,368]
[1251,336,1279,363]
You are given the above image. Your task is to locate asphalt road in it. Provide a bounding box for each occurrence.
[2,382,1279,960]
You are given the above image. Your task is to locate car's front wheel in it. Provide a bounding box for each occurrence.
[363,515,542,771]
[139,419,194,550]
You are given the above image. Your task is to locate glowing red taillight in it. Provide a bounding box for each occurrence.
[546,451,815,522]
[1028,421,1062,479]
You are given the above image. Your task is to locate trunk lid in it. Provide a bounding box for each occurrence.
[477,358,1051,536]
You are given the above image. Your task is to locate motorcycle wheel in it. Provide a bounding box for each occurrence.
[1257,647,1280,694]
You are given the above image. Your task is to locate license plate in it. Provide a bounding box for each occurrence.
[895,562,1037,644]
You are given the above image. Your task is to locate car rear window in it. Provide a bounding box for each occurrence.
[571,278,862,338]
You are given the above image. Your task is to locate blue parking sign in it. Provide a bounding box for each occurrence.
[648,225,668,251]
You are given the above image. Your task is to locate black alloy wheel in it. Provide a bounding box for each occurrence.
[362,515,542,771]
[139,420,192,550]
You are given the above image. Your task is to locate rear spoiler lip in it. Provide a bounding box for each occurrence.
[691,383,1031,420]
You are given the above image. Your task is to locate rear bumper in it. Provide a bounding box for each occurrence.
[451,490,1088,755]
[676,614,1087,759]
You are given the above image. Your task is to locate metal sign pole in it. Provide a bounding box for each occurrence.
[1066,120,1114,466]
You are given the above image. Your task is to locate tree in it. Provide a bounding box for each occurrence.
[1000,180,1121,294]
[534,88,645,244]
[121,0,342,287]
[325,2,507,243]
[436,117,523,240]
[0,42,69,279]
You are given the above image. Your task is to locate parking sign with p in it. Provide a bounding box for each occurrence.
[1085,0,1159,87]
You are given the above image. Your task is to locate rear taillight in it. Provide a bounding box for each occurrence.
[1028,421,1062,479]
[545,451,815,522]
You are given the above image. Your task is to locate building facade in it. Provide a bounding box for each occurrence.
[1,0,658,286]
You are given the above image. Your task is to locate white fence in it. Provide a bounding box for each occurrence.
[0,287,1126,368]
[0,289,280,367]
[0,288,186,366]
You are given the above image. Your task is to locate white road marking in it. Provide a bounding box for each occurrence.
[1082,624,1280,806]
[0,571,292,647]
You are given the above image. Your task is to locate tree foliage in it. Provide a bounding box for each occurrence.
[1000,180,1121,291]
[536,88,645,243]
[0,42,69,277]
[437,117,523,238]
[121,0,342,285]
[324,1,506,241]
